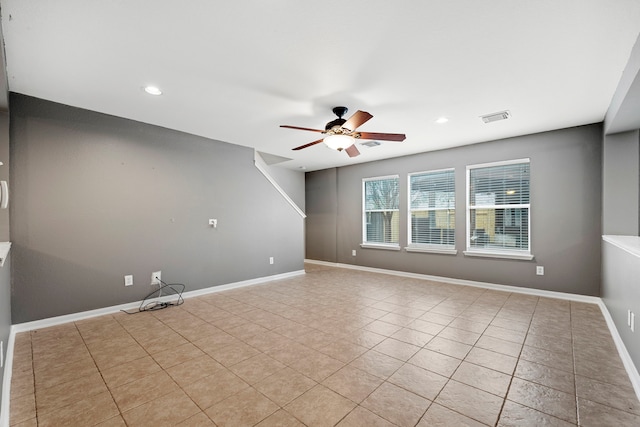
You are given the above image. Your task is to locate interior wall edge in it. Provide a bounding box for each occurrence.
[0,327,15,427]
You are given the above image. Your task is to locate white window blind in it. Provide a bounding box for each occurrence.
[409,169,455,248]
[363,176,400,246]
[467,159,530,256]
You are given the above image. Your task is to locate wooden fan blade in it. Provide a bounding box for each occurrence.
[358,132,406,142]
[342,110,373,131]
[280,125,325,133]
[292,138,324,151]
[345,144,360,158]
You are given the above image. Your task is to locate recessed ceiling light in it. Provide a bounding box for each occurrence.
[435,117,449,124]
[144,86,162,96]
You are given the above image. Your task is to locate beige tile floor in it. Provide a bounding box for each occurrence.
[9,263,640,426]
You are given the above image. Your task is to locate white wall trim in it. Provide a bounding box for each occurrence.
[170,270,305,300]
[254,151,306,219]
[304,259,640,401]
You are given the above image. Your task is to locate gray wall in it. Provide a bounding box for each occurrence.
[307,124,603,296]
[602,130,639,235]
[305,168,338,262]
[10,94,305,323]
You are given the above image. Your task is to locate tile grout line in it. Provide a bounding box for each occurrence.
[29,331,36,426]
[73,319,127,427]
[571,302,580,426]
[493,294,538,427]
[411,287,520,427]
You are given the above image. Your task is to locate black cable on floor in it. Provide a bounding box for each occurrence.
[121,279,185,314]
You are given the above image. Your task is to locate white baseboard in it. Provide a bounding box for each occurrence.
[305,259,600,303]
[11,270,305,334]
[305,259,640,401]
[0,269,305,427]
[597,300,640,401]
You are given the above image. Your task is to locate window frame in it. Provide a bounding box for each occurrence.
[361,174,401,251]
[464,158,533,260]
[405,168,457,255]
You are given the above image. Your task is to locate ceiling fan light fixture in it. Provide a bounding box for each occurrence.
[324,134,355,151]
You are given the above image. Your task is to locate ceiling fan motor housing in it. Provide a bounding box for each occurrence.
[325,106,349,131]
[325,117,346,131]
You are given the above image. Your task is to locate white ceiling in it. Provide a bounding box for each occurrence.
[2,1,640,171]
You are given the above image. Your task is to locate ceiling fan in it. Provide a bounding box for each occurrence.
[280,106,406,158]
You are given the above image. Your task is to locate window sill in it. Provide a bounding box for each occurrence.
[360,243,401,251]
[405,245,457,255]
[463,250,534,261]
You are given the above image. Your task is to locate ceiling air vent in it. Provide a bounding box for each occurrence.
[480,110,510,123]
[360,140,381,147]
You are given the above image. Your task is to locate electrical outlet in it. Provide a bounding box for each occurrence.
[628,309,632,327]
[352,249,357,256]
[632,312,636,333]
[269,257,274,265]
[151,271,161,285]
[209,219,217,228]
[536,266,544,276]
[124,275,133,287]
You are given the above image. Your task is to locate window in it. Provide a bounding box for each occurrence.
[363,175,400,249]
[466,159,532,260]
[407,169,456,254]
